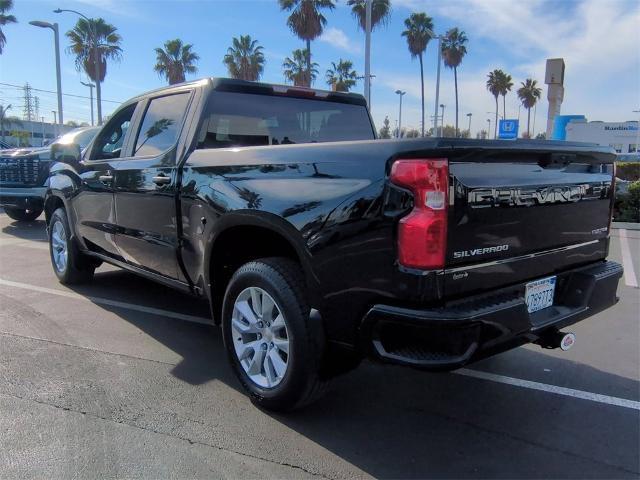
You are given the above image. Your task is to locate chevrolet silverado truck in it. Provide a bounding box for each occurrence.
[45,78,623,410]
[0,127,99,221]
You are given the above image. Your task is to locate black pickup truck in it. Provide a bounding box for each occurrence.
[45,78,622,410]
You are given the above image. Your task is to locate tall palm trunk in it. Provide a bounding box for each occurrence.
[454,66,459,137]
[502,95,506,123]
[306,38,311,87]
[419,53,425,137]
[96,80,102,125]
[494,95,498,139]
[527,107,531,137]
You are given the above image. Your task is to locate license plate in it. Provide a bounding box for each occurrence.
[525,276,556,313]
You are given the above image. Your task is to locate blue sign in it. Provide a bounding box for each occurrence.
[499,119,519,139]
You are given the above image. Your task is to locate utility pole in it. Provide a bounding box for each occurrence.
[395,90,406,139]
[466,113,472,138]
[363,0,372,107]
[41,116,45,146]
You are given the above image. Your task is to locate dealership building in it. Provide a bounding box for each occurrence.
[563,119,638,154]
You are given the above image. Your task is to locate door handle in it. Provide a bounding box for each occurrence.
[99,174,113,184]
[152,174,171,186]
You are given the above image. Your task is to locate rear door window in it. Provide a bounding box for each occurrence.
[196,92,374,149]
[134,92,191,157]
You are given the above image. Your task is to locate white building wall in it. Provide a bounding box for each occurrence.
[565,120,639,154]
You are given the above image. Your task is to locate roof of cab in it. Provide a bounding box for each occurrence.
[124,77,367,107]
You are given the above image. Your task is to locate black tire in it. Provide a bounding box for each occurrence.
[48,207,95,284]
[4,206,43,222]
[222,257,328,411]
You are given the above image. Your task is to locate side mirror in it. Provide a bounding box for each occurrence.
[51,142,81,165]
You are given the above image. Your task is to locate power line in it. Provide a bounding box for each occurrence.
[0,82,124,104]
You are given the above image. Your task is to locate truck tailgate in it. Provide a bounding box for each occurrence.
[443,147,614,298]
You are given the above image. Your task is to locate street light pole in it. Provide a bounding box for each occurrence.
[81,81,95,126]
[395,90,406,138]
[486,119,491,139]
[363,0,372,107]
[440,104,445,137]
[29,20,63,127]
[466,113,472,137]
[54,8,102,124]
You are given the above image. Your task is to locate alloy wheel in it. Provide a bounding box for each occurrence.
[51,219,68,273]
[231,286,290,388]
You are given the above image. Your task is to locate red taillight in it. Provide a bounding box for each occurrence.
[390,158,449,269]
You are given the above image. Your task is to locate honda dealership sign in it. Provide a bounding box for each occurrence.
[499,119,519,139]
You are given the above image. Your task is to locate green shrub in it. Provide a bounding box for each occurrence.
[615,181,640,223]
[616,162,640,181]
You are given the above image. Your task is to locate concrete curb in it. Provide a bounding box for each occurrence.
[612,222,640,230]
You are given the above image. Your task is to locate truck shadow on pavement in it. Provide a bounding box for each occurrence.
[71,268,639,479]
[1,218,48,242]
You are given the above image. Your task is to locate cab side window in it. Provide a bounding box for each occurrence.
[133,93,190,157]
[91,103,136,160]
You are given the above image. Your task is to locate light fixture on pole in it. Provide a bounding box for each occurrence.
[466,113,472,137]
[29,20,63,127]
[395,90,406,139]
[425,28,444,137]
[52,110,58,138]
[54,8,102,124]
[363,0,372,107]
[440,104,445,137]
[81,81,96,126]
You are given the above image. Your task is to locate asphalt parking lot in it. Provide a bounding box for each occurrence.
[0,211,638,479]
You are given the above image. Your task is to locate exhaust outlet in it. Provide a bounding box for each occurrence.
[537,330,576,351]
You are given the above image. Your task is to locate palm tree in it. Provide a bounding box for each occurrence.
[347,0,391,31]
[402,13,434,137]
[326,59,358,92]
[517,78,542,137]
[0,0,17,54]
[486,69,503,139]
[223,35,265,82]
[283,48,318,86]
[279,0,335,84]
[441,27,467,137]
[154,39,199,85]
[499,71,513,122]
[66,18,122,124]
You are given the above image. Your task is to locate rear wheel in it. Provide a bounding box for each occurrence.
[4,207,42,222]
[222,257,328,411]
[48,207,95,284]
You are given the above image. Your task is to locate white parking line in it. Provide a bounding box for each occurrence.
[456,368,640,411]
[2,276,638,411]
[619,229,638,288]
[0,277,212,325]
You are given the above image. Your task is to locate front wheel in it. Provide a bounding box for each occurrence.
[4,206,43,222]
[48,207,95,284]
[222,258,328,411]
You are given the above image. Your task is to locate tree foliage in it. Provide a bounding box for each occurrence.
[154,39,199,85]
[326,59,358,92]
[223,35,265,82]
[283,48,318,86]
[0,0,17,54]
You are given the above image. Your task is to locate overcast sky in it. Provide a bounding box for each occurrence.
[1,0,638,136]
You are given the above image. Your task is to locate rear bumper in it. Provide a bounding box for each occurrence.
[361,260,623,370]
[0,186,46,210]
